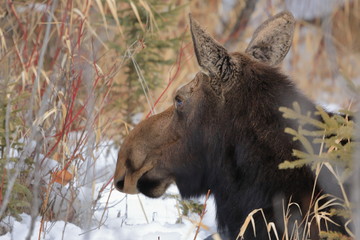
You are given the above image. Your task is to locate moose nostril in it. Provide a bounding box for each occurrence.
[115,178,125,191]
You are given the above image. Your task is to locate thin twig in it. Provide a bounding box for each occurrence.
[26,0,58,126]
[98,184,115,228]
[137,194,149,224]
[193,189,211,240]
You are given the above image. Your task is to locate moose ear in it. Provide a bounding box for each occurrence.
[245,11,295,66]
[189,14,231,81]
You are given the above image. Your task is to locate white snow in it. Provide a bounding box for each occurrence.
[0,142,217,240]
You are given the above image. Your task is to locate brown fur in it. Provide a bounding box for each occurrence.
[114,12,347,239]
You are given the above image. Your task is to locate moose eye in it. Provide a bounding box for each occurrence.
[174,95,183,109]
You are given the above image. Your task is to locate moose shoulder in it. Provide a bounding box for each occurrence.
[114,11,347,239]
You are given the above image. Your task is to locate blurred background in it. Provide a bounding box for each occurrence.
[0,0,359,239]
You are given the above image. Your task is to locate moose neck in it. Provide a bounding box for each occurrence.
[173,65,320,239]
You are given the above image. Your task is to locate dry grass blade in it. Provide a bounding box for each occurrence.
[106,0,125,39]
[323,162,351,207]
[345,219,355,238]
[282,199,302,240]
[267,222,279,240]
[34,108,57,126]
[237,209,257,239]
[94,0,109,37]
[129,0,145,32]
[129,46,156,115]
[139,0,159,32]
[0,28,7,51]
[312,194,343,232]
[236,208,279,240]
[137,194,149,224]
[72,8,109,51]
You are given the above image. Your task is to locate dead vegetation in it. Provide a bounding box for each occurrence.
[0,0,359,239]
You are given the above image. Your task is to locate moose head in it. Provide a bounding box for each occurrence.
[114,11,295,196]
[114,11,346,239]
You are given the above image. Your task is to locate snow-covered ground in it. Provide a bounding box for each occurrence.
[0,142,218,240]
[1,190,217,240]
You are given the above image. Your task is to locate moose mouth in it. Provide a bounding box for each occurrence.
[137,171,172,198]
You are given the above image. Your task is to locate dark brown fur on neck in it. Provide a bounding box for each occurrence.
[114,11,348,239]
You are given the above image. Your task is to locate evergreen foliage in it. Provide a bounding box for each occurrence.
[279,101,357,238]
[165,193,205,224]
[108,0,185,122]
[0,79,32,221]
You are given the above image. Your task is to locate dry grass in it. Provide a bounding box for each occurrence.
[0,0,185,236]
[0,0,359,239]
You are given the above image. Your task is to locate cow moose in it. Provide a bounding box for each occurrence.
[114,11,348,239]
